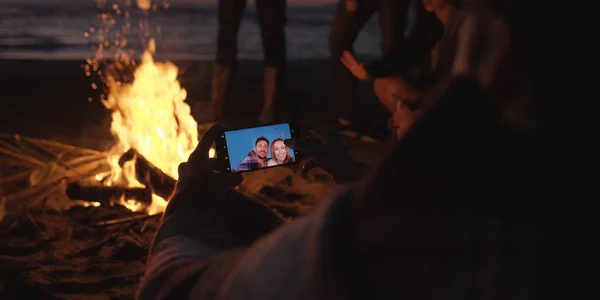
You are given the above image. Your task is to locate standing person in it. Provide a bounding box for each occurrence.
[329,0,412,131]
[211,0,287,124]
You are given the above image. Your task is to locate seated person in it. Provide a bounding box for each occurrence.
[267,138,295,166]
[233,136,269,172]
[341,0,464,113]
[138,0,592,296]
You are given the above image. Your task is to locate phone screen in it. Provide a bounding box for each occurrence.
[216,123,298,173]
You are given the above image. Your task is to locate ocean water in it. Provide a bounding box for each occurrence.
[0,0,383,61]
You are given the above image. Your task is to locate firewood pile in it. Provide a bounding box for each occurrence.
[0,133,343,225]
[0,134,176,222]
[1,134,109,218]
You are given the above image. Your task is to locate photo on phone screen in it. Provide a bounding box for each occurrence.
[216,123,298,173]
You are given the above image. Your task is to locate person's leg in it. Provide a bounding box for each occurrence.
[329,0,376,126]
[212,0,247,121]
[215,0,247,66]
[376,0,411,58]
[256,0,287,124]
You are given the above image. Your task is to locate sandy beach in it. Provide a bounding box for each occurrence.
[0,58,386,299]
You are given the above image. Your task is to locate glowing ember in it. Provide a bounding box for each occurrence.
[101,39,198,215]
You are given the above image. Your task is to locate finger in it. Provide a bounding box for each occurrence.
[343,51,358,64]
[341,50,350,59]
[340,56,351,69]
[198,123,227,155]
[341,51,353,61]
[341,56,356,70]
[188,123,227,164]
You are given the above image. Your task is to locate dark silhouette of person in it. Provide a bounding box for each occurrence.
[329,0,411,130]
[137,0,596,298]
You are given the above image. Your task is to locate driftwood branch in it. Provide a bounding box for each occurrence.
[118,149,176,200]
[66,182,152,205]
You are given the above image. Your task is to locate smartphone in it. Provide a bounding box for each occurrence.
[214,123,301,173]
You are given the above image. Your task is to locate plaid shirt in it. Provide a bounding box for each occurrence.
[233,151,265,172]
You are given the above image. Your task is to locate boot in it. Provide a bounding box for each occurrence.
[259,67,280,124]
[211,63,233,122]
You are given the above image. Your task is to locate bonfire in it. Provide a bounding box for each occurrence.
[0,0,203,222]
[0,0,330,225]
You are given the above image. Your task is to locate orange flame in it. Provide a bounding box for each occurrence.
[101,39,199,215]
[85,1,212,214]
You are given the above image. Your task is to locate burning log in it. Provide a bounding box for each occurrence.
[118,149,176,200]
[66,183,152,206]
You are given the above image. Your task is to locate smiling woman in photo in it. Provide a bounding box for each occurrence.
[267,138,294,166]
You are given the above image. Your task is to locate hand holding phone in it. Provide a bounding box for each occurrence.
[214,123,302,173]
[164,124,243,217]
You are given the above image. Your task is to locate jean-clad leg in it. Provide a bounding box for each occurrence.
[256,0,288,123]
[215,0,247,67]
[256,0,287,69]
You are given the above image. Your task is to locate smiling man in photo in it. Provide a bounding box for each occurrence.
[233,136,270,172]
